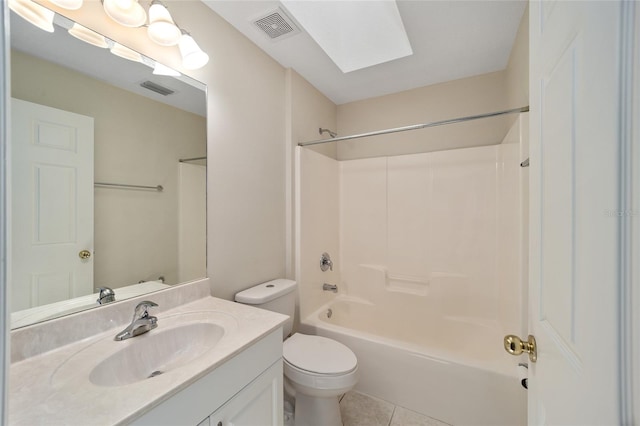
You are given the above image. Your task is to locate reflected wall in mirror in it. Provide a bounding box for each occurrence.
[9,8,207,329]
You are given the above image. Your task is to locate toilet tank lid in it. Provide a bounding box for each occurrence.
[235,279,297,304]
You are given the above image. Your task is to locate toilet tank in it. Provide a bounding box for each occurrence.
[235,279,297,339]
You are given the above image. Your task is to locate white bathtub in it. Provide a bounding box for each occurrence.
[299,297,527,426]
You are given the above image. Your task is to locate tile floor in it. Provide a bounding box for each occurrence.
[339,391,452,426]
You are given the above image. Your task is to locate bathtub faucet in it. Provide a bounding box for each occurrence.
[323,283,338,293]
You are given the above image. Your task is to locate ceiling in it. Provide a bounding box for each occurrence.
[203,0,527,105]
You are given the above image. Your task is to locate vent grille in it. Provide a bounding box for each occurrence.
[253,8,299,41]
[140,80,174,96]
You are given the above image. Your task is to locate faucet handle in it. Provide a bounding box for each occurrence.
[320,252,333,272]
[97,287,116,304]
[133,300,158,320]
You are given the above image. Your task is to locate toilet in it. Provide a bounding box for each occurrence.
[235,279,358,426]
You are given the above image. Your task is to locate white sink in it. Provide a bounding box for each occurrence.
[90,322,225,387]
[50,310,238,388]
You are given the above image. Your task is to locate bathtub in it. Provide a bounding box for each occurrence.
[299,297,527,426]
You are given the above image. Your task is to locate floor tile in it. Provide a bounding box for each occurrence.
[390,406,451,426]
[340,391,395,426]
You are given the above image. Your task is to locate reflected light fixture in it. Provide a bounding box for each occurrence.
[153,62,181,77]
[48,0,83,10]
[179,30,209,70]
[8,0,55,32]
[147,0,181,46]
[110,42,143,62]
[68,23,108,48]
[103,0,147,28]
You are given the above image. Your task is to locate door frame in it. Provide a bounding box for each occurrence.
[0,1,10,424]
[627,3,640,424]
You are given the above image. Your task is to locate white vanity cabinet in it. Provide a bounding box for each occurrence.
[203,361,282,426]
[132,329,283,426]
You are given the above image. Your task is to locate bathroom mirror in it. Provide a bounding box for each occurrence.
[9,8,207,329]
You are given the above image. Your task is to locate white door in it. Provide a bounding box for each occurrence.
[528,1,627,424]
[11,98,94,311]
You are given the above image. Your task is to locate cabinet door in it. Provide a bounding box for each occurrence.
[211,361,283,426]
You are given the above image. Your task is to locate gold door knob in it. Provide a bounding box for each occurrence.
[79,250,91,260]
[504,334,537,363]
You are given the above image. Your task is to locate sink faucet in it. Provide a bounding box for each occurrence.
[97,287,115,305]
[114,301,158,341]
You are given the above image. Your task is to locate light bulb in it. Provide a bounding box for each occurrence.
[8,0,55,33]
[110,43,143,63]
[147,2,181,46]
[153,62,181,77]
[68,23,108,48]
[103,0,146,27]
[179,33,209,70]
[48,0,83,10]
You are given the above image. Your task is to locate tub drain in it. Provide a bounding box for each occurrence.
[148,370,163,378]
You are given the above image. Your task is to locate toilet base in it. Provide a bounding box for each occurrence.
[294,393,342,426]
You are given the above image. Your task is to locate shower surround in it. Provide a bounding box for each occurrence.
[296,116,528,425]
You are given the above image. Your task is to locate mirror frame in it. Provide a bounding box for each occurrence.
[1,0,10,421]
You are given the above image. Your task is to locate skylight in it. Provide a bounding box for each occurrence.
[280,0,413,73]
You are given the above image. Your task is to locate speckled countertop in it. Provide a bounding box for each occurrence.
[9,295,287,425]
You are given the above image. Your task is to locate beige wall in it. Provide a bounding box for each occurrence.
[11,50,206,289]
[336,71,513,160]
[38,1,288,301]
[506,4,530,109]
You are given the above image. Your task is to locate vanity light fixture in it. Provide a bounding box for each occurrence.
[147,0,181,46]
[179,30,209,70]
[68,23,109,48]
[48,0,83,10]
[8,0,55,32]
[103,0,147,28]
[110,42,143,63]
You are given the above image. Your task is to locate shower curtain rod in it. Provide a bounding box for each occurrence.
[298,106,530,147]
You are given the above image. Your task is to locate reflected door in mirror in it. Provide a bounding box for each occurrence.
[11,98,94,311]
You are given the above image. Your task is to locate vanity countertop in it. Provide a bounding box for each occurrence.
[9,296,287,425]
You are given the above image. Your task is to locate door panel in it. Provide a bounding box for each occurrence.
[529,2,623,424]
[11,98,94,311]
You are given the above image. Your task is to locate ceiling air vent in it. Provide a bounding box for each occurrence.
[140,80,175,96]
[252,8,300,41]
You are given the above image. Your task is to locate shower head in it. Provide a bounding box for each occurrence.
[319,127,337,138]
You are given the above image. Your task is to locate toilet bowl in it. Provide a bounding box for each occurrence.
[235,279,358,426]
[283,333,358,426]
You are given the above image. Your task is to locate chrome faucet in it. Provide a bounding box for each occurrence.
[323,283,338,293]
[114,301,158,341]
[97,287,115,305]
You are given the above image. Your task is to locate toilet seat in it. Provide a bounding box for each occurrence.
[283,333,357,375]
